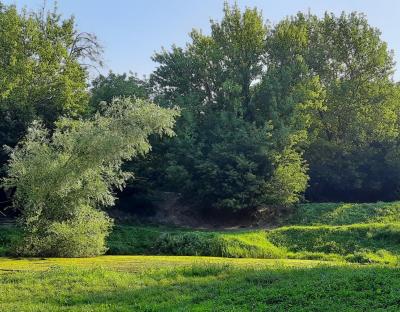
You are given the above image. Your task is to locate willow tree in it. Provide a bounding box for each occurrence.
[3,98,179,257]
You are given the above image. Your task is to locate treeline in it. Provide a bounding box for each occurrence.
[107,4,400,212]
[2,2,400,220]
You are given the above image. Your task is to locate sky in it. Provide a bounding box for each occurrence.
[4,0,400,80]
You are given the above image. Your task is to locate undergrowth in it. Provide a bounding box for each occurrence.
[2,201,400,264]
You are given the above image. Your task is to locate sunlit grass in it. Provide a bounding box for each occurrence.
[0,255,325,273]
[288,201,400,225]
[1,256,399,311]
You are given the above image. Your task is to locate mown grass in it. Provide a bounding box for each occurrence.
[3,201,400,310]
[0,256,400,311]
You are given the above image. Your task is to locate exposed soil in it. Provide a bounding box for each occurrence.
[112,192,285,230]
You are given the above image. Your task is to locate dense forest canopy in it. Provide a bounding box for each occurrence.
[2,2,400,228]
[132,4,400,210]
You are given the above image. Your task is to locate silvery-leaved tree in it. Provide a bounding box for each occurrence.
[2,98,179,257]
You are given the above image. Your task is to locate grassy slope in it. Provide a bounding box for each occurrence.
[3,201,400,263]
[1,256,400,311]
[287,201,400,225]
[106,201,400,264]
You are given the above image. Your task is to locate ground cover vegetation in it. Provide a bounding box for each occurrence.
[2,202,400,265]
[1,256,400,311]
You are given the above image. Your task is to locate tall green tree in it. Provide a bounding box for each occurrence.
[0,2,102,213]
[149,3,310,213]
[255,12,400,201]
[0,2,101,168]
[289,13,399,201]
[3,98,179,257]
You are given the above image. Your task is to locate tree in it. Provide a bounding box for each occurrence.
[306,13,400,201]
[3,98,179,257]
[0,2,102,213]
[0,2,101,169]
[90,72,149,112]
[260,12,400,201]
[148,3,310,214]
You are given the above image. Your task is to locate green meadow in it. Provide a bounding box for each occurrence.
[2,202,400,311]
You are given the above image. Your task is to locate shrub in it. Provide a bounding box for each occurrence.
[16,207,113,257]
[3,98,178,257]
[154,232,220,256]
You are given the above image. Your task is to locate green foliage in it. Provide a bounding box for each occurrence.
[2,257,400,311]
[288,202,400,225]
[107,225,173,255]
[154,232,220,256]
[3,201,400,262]
[148,6,400,209]
[22,207,113,257]
[107,226,283,259]
[150,3,309,213]
[153,230,285,258]
[106,223,400,264]
[265,148,309,205]
[268,223,400,264]
[174,114,277,211]
[108,225,283,258]
[266,12,400,201]
[107,200,400,264]
[0,225,20,256]
[0,3,100,170]
[90,72,149,112]
[3,98,179,257]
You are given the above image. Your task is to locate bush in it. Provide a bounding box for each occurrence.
[16,207,113,257]
[154,232,220,256]
[0,225,21,256]
[3,98,178,257]
[109,226,285,259]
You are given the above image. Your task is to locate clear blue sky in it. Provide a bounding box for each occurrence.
[4,0,400,80]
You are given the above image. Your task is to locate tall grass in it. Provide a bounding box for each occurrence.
[2,201,400,264]
[287,201,400,225]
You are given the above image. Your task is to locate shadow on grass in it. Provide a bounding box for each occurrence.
[2,264,400,311]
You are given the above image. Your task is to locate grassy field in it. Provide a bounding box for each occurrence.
[1,256,400,311]
[3,202,400,264]
[2,202,400,310]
